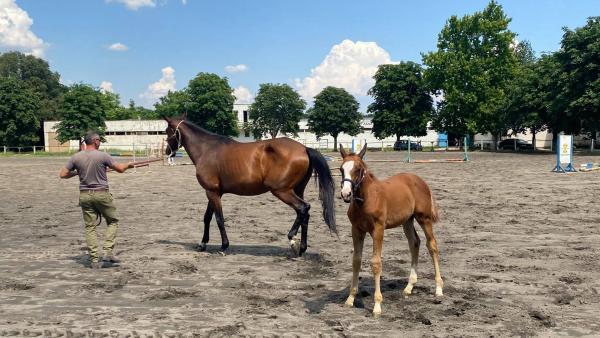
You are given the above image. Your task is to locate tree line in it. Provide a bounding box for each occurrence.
[1,1,598,151]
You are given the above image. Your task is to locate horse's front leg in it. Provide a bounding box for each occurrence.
[345,226,366,307]
[206,190,229,252]
[198,202,213,252]
[370,226,384,317]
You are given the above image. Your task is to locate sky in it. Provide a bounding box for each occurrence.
[1,0,598,110]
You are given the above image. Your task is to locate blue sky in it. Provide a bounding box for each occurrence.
[1,0,598,109]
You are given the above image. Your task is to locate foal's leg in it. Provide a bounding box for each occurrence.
[198,202,213,252]
[206,190,229,252]
[402,217,421,297]
[371,225,385,316]
[271,190,310,256]
[345,226,365,307]
[420,221,444,296]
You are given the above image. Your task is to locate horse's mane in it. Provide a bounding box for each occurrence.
[183,120,236,144]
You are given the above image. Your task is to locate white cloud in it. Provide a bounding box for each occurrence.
[106,0,156,10]
[99,81,114,93]
[140,66,176,106]
[181,0,187,4]
[294,39,396,102]
[225,64,248,73]
[234,86,254,104]
[0,0,47,57]
[108,42,128,51]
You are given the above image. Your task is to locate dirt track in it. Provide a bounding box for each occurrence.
[1,150,599,337]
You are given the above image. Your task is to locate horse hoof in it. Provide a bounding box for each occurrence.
[344,298,355,307]
[290,239,300,257]
[198,243,207,252]
[435,288,444,297]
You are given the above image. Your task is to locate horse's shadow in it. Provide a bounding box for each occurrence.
[156,239,321,259]
[304,277,410,314]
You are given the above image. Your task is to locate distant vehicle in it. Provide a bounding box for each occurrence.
[393,140,423,151]
[498,139,534,151]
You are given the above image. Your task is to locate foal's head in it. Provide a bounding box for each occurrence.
[163,116,186,156]
[339,144,367,203]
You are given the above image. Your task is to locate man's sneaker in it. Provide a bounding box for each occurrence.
[90,261,102,269]
[102,254,120,264]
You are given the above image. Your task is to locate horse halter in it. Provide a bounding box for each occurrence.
[166,120,184,158]
[342,166,366,204]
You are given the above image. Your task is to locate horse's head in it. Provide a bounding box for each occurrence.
[339,143,367,203]
[163,116,186,157]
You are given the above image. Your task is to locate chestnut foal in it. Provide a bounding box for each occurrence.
[339,144,443,316]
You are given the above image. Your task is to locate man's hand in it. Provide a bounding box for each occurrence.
[59,167,77,179]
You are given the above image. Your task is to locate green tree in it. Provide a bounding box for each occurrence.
[307,86,361,151]
[0,77,41,147]
[55,84,107,143]
[102,92,130,120]
[423,0,518,145]
[154,90,192,118]
[186,73,238,136]
[505,41,547,150]
[128,100,159,120]
[556,17,600,140]
[249,83,306,139]
[368,62,432,141]
[0,51,65,121]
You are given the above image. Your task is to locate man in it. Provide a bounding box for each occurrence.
[59,132,134,269]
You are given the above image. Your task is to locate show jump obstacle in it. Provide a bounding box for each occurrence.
[552,135,576,173]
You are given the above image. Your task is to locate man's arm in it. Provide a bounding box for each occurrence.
[59,167,78,179]
[108,162,134,173]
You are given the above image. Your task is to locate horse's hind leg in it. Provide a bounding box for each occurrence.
[420,221,443,296]
[198,202,213,252]
[272,190,310,256]
[402,217,420,297]
[206,190,229,252]
[287,168,312,242]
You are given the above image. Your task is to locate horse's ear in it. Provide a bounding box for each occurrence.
[339,144,348,158]
[358,142,367,159]
[182,112,188,120]
[162,115,170,123]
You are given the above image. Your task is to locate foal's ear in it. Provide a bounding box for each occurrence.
[358,142,367,159]
[339,144,348,158]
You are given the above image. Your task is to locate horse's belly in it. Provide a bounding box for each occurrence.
[222,183,270,196]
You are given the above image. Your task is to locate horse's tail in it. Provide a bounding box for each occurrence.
[306,147,337,234]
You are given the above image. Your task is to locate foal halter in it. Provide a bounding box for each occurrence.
[342,168,366,204]
[166,120,184,158]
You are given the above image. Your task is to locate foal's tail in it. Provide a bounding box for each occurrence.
[306,147,337,234]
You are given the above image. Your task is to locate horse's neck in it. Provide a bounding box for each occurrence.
[179,125,215,162]
[355,170,377,204]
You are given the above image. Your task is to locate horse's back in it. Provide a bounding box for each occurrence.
[382,173,438,225]
[219,138,309,192]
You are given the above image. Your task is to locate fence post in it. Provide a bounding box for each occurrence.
[3,146,5,154]
[592,139,595,152]
[33,146,36,154]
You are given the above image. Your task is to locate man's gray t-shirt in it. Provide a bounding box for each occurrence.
[66,150,115,190]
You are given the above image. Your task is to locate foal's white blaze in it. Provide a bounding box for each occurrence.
[341,161,355,200]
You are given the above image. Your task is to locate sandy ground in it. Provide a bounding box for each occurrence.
[1,150,600,337]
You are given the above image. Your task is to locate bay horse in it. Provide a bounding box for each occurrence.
[338,144,443,316]
[163,116,336,256]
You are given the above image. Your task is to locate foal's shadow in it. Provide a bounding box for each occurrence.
[304,277,409,314]
[156,239,320,258]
